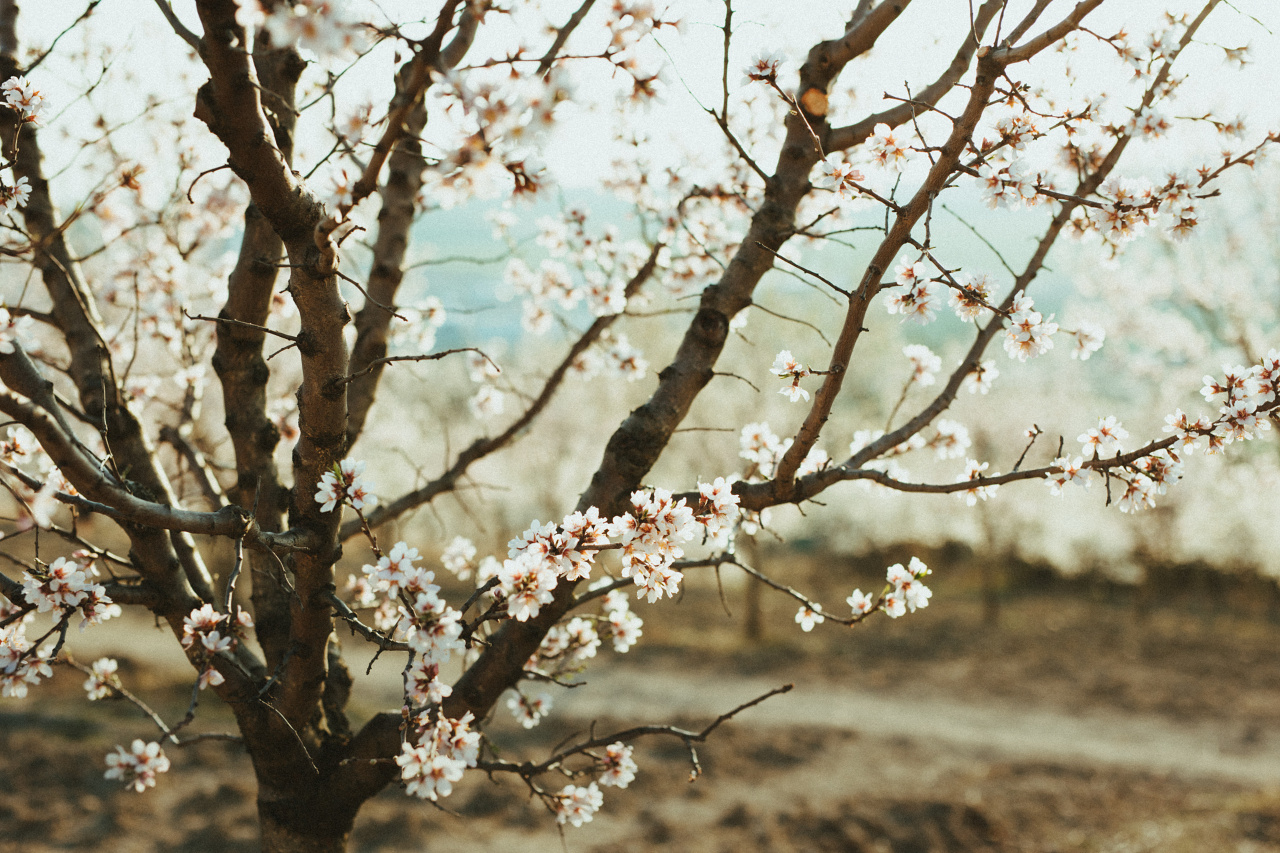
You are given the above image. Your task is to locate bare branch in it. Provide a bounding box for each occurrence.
[151,0,202,50]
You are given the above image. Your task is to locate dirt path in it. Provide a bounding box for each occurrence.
[550,665,1280,787]
[75,617,1280,786]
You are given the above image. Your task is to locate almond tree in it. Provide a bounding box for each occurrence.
[0,1,1274,850]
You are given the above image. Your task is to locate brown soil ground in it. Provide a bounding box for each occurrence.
[4,549,1280,852]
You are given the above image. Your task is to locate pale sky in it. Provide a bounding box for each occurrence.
[17,1,1280,191]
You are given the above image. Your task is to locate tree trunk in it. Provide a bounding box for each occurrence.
[258,793,357,853]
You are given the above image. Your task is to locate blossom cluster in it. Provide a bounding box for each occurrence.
[1199,355,1280,445]
[388,297,447,357]
[181,603,252,689]
[237,0,366,57]
[887,259,936,324]
[549,740,637,826]
[496,481,739,620]
[83,657,122,701]
[358,541,466,665]
[314,458,375,514]
[771,350,811,402]
[395,710,481,801]
[956,459,999,506]
[0,623,51,698]
[742,50,783,86]
[815,154,865,201]
[868,123,911,171]
[1071,173,1204,248]
[570,330,649,384]
[21,556,120,628]
[847,557,932,619]
[104,740,171,793]
[976,160,1045,210]
[0,75,39,217]
[1003,294,1058,362]
[2,75,46,125]
[600,588,644,653]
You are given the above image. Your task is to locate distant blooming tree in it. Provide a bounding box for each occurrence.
[0,0,1275,850]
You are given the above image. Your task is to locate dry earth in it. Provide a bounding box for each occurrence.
[4,554,1280,852]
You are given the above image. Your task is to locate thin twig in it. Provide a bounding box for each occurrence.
[183,310,298,343]
[754,242,850,297]
[339,347,495,385]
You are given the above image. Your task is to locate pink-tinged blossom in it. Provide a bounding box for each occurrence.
[741,50,783,85]
[977,160,1041,209]
[1221,397,1268,443]
[1116,472,1158,513]
[182,603,227,649]
[956,459,998,505]
[634,564,684,604]
[949,272,993,321]
[498,552,559,621]
[510,516,597,582]
[846,589,874,615]
[1,75,47,124]
[600,742,638,788]
[903,344,941,386]
[197,666,225,690]
[507,689,552,729]
[1163,409,1214,453]
[315,458,375,514]
[932,419,971,460]
[0,176,31,216]
[868,122,910,171]
[260,0,367,57]
[771,350,811,403]
[314,472,343,512]
[364,541,428,599]
[1201,365,1251,402]
[885,277,936,324]
[1135,450,1183,495]
[963,360,999,395]
[533,617,601,673]
[696,477,740,538]
[602,591,644,652]
[1127,106,1170,139]
[1068,321,1106,360]
[797,447,831,477]
[556,782,604,827]
[396,743,466,801]
[895,259,928,288]
[405,658,452,707]
[83,657,120,700]
[470,384,506,419]
[104,740,170,793]
[400,605,464,664]
[1003,294,1058,361]
[422,711,481,768]
[815,154,865,200]
[1046,456,1089,496]
[740,422,790,479]
[329,168,354,209]
[441,536,477,580]
[1078,416,1128,457]
[795,606,824,632]
[609,488,696,600]
[22,557,90,613]
[606,333,648,381]
[199,630,233,655]
[882,589,907,619]
[0,624,52,697]
[887,556,932,613]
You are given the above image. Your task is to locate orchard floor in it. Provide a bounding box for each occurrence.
[5,552,1280,852]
